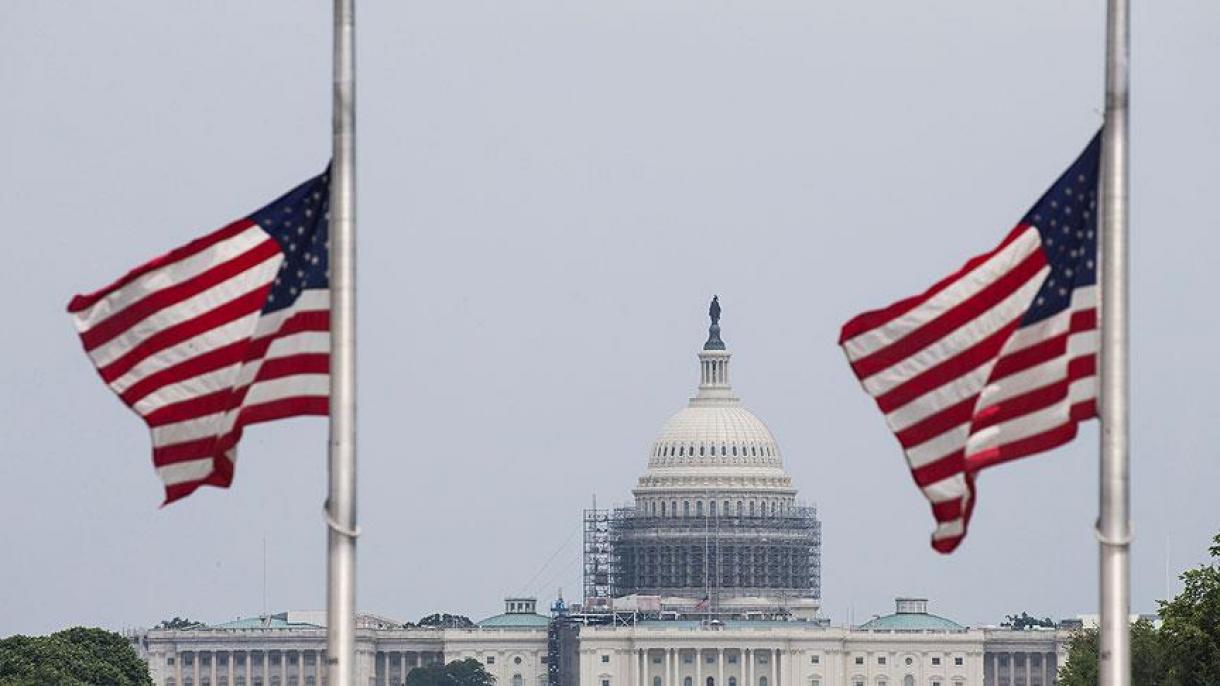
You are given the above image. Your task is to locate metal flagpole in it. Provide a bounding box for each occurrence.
[327,0,358,684]
[1098,0,1130,682]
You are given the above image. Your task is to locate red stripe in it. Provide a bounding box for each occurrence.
[930,498,963,523]
[98,284,271,383]
[895,397,974,449]
[80,238,281,350]
[849,247,1047,379]
[970,354,1096,432]
[875,319,1019,413]
[68,219,259,313]
[839,224,1033,343]
[161,452,235,505]
[964,403,1093,472]
[254,353,329,383]
[144,389,236,427]
[238,395,328,426]
[930,473,976,554]
[119,339,250,405]
[989,308,1096,381]
[911,450,965,488]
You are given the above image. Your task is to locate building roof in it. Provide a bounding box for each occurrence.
[476,613,551,629]
[210,614,323,630]
[858,598,964,631]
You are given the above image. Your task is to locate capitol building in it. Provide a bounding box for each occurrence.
[134,301,1069,686]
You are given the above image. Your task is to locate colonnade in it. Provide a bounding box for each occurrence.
[170,648,325,686]
[631,647,784,686]
[984,652,1058,686]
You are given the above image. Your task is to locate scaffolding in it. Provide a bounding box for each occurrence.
[583,504,822,613]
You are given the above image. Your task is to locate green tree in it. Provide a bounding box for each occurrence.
[0,627,152,686]
[1003,612,1056,630]
[417,613,475,629]
[1058,619,1165,686]
[405,658,496,686]
[154,617,202,630]
[1158,533,1220,684]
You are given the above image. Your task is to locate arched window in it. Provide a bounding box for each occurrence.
[710,501,717,517]
[736,501,743,515]
[654,678,662,686]
[684,501,690,517]
[770,502,777,516]
[661,502,667,517]
[723,500,729,515]
[513,675,524,686]
[721,445,727,456]
[749,501,756,516]
[679,446,685,457]
[732,446,737,456]
[707,678,715,686]
[700,445,705,456]
[760,678,768,686]
[696,501,703,517]
[671,501,677,516]
[903,677,914,686]
[685,678,693,686]
[729,679,737,686]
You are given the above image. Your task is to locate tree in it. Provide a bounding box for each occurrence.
[154,617,202,630]
[1058,619,1165,686]
[1059,532,1220,686]
[405,658,496,686]
[0,627,152,686]
[1158,533,1220,684]
[416,613,475,629]
[1002,612,1056,630]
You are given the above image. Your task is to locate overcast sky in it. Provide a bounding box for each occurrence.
[3,0,1218,636]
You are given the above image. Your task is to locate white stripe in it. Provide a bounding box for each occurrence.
[931,517,965,541]
[861,263,1048,397]
[1070,376,1096,403]
[71,227,270,331]
[133,362,243,415]
[921,472,969,503]
[903,424,970,470]
[109,311,262,394]
[252,288,329,337]
[843,227,1042,360]
[965,403,1069,457]
[885,364,994,433]
[243,374,329,407]
[156,457,216,487]
[976,334,1096,409]
[86,254,282,368]
[150,410,237,449]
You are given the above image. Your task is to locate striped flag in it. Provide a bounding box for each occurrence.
[67,170,331,503]
[839,133,1101,553]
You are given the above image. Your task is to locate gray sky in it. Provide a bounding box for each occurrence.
[2,0,1218,636]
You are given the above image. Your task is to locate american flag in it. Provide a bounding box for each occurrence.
[839,133,1101,553]
[67,170,331,503]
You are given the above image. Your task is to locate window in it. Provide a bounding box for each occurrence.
[653,657,663,665]
[602,656,610,664]
[696,501,703,517]
[729,679,737,686]
[953,658,963,666]
[855,657,864,665]
[878,657,886,665]
[932,682,941,686]
[810,655,820,664]
[661,502,667,516]
[905,658,913,666]
[706,678,714,686]
[487,657,495,665]
[931,658,940,666]
[683,656,693,665]
[685,678,693,686]
[168,657,176,665]
[853,680,865,686]
[728,656,738,665]
[759,678,768,686]
[516,657,523,665]
[654,679,662,686]
[750,502,756,516]
[601,681,609,686]
[684,502,691,517]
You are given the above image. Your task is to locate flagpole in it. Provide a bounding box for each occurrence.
[1098,0,1130,682]
[327,0,358,684]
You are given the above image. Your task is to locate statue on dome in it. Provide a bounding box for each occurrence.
[709,295,721,325]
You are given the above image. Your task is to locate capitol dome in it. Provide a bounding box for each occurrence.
[600,297,821,619]
[633,298,796,513]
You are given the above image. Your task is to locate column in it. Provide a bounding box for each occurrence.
[988,653,996,686]
[697,650,703,686]
[262,651,269,686]
[769,650,776,686]
[664,650,672,686]
[245,651,252,686]
[228,652,235,686]
[195,653,201,686]
[318,650,326,686]
[211,652,218,686]
[638,650,645,686]
[745,650,753,686]
[1043,652,1051,686]
[175,653,183,686]
[717,649,724,686]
